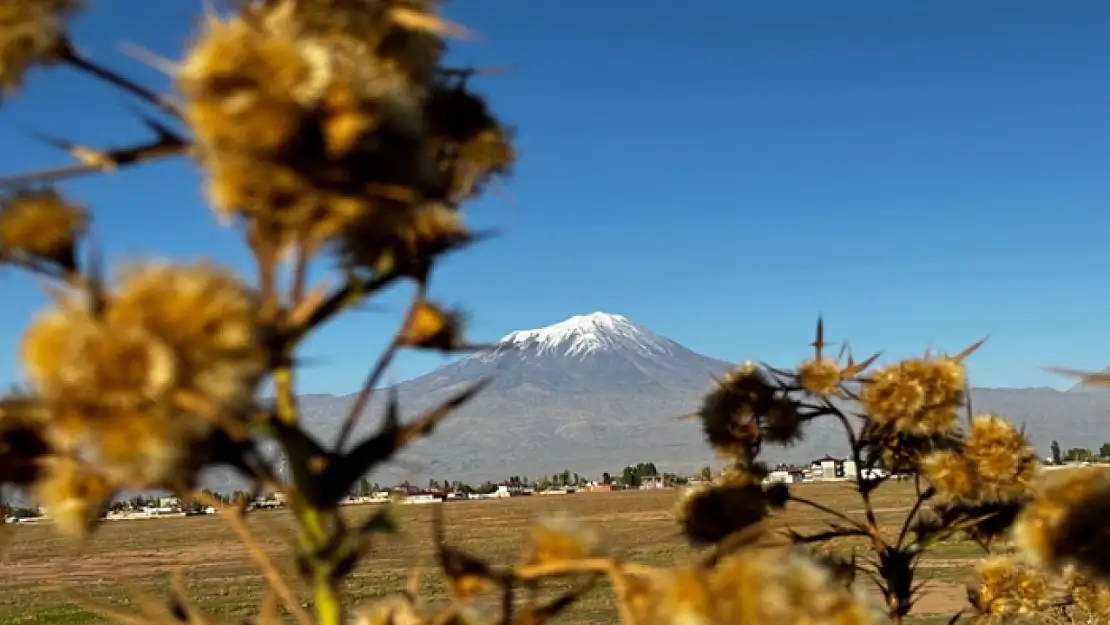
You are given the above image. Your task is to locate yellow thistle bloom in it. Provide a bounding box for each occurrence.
[1013,466,1110,573]
[0,188,87,268]
[797,357,842,396]
[33,455,114,541]
[0,0,81,92]
[970,555,1048,617]
[861,357,965,435]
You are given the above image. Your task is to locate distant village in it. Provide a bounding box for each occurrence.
[5,444,1107,525]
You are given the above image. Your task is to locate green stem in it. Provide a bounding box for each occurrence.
[275,363,344,625]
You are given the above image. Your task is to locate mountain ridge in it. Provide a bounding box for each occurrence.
[135,313,1110,493]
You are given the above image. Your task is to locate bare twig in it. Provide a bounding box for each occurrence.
[58,41,182,118]
[192,491,315,625]
[0,133,188,187]
[333,285,426,452]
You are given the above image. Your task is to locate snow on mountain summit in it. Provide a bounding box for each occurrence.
[497,312,673,358]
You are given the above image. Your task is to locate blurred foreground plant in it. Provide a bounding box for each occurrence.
[4,3,1110,625]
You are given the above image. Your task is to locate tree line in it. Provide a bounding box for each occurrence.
[1048,440,1110,464]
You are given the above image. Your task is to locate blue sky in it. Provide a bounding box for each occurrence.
[1,0,1109,393]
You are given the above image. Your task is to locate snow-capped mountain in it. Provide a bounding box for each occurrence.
[291,311,762,480]
[195,313,1110,491]
[497,312,675,359]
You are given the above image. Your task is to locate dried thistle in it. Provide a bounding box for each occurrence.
[920,414,1036,504]
[1013,466,1110,578]
[797,357,842,396]
[32,455,114,541]
[0,0,81,93]
[20,261,266,487]
[860,356,966,436]
[0,187,87,269]
[969,555,1049,618]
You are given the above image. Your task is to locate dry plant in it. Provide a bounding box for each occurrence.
[3,3,1110,625]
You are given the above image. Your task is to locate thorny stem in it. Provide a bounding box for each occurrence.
[274,363,343,625]
[333,285,427,452]
[896,479,930,549]
[58,41,182,119]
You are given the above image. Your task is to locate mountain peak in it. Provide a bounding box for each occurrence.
[498,312,671,358]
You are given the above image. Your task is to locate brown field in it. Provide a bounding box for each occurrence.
[0,481,980,625]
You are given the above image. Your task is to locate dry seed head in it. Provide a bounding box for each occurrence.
[920,450,978,501]
[105,261,267,412]
[0,0,81,93]
[0,188,87,267]
[179,15,320,154]
[963,414,1036,500]
[706,549,875,625]
[861,357,965,436]
[797,357,842,396]
[339,202,470,276]
[697,363,774,460]
[922,414,1036,504]
[399,300,466,351]
[1066,569,1110,617]
[1013,466,1110,572]
[970,555,1048,618]
[525,512,604,565]
[32,455,114,541]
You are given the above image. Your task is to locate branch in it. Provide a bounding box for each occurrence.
[58,41,182,119]
[317,378,491,503]
[0,132,188,187]
[896,485,934,549]
[333,285,426,452]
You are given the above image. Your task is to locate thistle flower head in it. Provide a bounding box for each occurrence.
[524,512,604,566]
[969,555,1048,618]
[0,188,87,268]
[32,455,114,541]
[399,300,467,351]
[797,357,842,396]
[19,260,264,488]
[1066,569,1110,618]
[921,414,1036,504]
[1013,466,1110,577]
[697,363,792,462]
[632,549,874,625]
[337,202,470,277]
[0,0,81,93]
[106,260,267,412]
[861,357,965,436]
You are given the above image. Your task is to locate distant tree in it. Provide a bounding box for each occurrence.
[601,472,612,484]
[700,466,713,481]
[1100,443,1110,460]
[572,472,580,485]
[1064,448,1093,463]
[560,469,571,485]
[356,477,372,497]
[475,481,497,495]
[428,479,439,490]
[551,473,560,487]
[1051,440,1062,465]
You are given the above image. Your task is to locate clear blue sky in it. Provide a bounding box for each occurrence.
[2,0,1109,394]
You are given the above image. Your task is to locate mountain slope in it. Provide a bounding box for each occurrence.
[294,312,845,481]
[200,314,1110,491]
